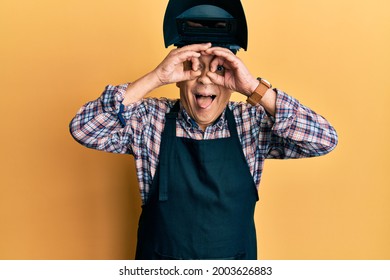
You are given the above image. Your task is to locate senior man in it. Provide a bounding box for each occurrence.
[70,0,338,260]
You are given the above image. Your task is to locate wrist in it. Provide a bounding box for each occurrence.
[122,72,162,106]
[246,77,272,106]
[247,79,260,97]
[148,70,165,88]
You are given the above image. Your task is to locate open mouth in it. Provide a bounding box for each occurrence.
[194,94,216,109]
[195,94,216,100]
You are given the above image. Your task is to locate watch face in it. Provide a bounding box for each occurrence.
[261,78,272,88]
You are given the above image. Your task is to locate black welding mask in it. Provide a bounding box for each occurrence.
[163,0,248,53]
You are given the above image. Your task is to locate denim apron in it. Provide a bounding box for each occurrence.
[135,101,258,259]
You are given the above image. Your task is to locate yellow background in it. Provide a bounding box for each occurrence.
[1,0,389,259]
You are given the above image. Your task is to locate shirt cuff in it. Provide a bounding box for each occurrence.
[100,84,126,112]
[116,83,144,127]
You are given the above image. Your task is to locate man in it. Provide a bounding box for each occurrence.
[70,1,338,259]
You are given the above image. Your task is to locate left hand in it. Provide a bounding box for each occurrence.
[204,47,258,96]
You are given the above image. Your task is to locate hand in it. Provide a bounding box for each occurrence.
[153,43,212,85]
[204,47,258,96]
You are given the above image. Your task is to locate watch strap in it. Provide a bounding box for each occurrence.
[246,78,272,105]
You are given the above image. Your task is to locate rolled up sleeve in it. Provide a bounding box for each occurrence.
[69,84,141,154]
[266,89,338,159]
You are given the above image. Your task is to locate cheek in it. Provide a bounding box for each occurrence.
[179,84,194,112]
[179,82,196,99]
[218,90,232,104]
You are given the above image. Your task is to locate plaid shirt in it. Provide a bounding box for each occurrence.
[70,84,338,204]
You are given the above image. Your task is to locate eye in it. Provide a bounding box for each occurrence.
[216,65,225,75]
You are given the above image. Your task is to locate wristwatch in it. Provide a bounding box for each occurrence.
[246,77,272,105]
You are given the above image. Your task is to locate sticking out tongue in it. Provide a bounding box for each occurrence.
[195,95,215,109]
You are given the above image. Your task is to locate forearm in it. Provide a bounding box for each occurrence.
[122,71,162,105]
[258,88,277,116]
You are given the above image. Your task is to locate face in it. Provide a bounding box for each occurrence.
[177,54,232,131]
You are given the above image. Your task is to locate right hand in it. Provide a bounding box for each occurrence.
[153,43,212,85]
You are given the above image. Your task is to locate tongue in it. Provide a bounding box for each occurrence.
[196,96,213,109]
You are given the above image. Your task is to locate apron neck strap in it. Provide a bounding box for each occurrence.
[166,100,180,118]
[224,104,239,140]
[167,100,238,136]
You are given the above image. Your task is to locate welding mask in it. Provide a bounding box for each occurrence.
[163,0,248,53]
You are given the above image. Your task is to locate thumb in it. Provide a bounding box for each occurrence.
[186,70,201,81]
[207,72,224,86]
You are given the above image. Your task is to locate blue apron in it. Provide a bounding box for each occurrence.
[135,101,258,259]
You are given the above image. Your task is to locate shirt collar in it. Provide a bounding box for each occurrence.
[179,105,227,130]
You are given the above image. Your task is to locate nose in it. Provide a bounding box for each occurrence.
[197,68,213,85]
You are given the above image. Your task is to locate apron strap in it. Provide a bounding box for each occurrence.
[225,106,239,140]
[225,105,259,201]
[159,100,180,201]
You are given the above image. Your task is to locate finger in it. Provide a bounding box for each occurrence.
[206,71,225,86]
[182,57,200,72]
[179,42,212,53]
[183,69,201,81]
[176,49,201,60]
[206,47,237,62]
[174,43,212,59]
[205,46,234,56]
[209,56,227,72]
[214,52,241,70]
[207,48,241,70]
[190,56,200,71]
